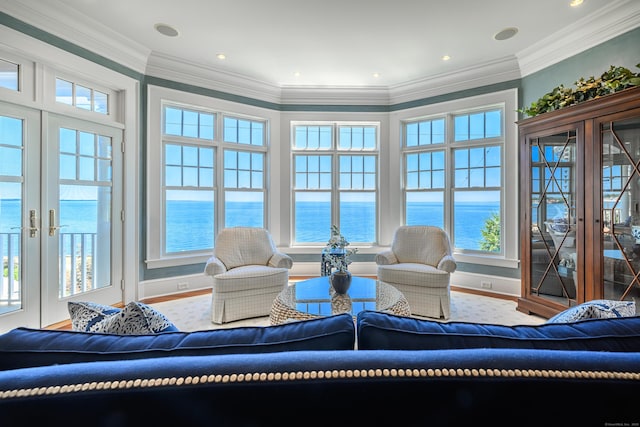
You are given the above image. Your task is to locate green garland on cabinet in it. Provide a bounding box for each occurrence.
[519,63,640,118]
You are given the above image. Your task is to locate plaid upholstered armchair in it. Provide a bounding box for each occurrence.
[204,227,293,324]
[376,226,457,319]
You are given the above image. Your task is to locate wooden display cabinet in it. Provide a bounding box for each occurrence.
[518,86,640,318]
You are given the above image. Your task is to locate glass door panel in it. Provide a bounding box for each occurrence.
[601,115,640,302]
[0,105,40,331]
[529,130,578,307]
[43,115,122,326]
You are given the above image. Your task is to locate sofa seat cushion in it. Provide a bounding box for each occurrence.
[0,313,355,370]
[546,299,636,323]
[356,310,640,351]
[68,301,179,334]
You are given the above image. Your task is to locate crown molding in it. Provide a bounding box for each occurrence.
[279,85,390,106]
[387,56,521,106]
[517,0,640,77]
[145,52,283,106]
[0,0,150,74]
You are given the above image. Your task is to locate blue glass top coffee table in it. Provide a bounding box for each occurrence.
[269,276,411,325]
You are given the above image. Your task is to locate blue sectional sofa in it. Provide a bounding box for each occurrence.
[1,311,639,426]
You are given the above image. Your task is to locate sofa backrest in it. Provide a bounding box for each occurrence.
[356,310,640,351]
[0,313,355,370]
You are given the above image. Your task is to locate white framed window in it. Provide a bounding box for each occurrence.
[0,58,19,91]
[0,50,35,104]
[292,122,379,245]
[397,90,519,267]
[55,77,110,115]
[146,86,272,268]
[404,107,503,254]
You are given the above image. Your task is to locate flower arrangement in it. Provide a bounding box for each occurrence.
[324,225,358,274]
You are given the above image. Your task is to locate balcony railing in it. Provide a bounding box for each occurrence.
[1,232,97,308]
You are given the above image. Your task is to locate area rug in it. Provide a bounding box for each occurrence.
[150,289,546,332]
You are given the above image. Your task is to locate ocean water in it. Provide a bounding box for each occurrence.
[1,199,503,253]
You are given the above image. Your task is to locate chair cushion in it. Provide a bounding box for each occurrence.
[546,299,636,324]
[68,301,179,334]
[213,266,289,292]
[0,313,356,370]
[377,263,450,288]
[214,227,277,270]
[356,310,640,351]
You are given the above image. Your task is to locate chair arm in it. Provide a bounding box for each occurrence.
[375,250,398,265]
[437,255,457,273]
[269,251,293,269]
[204,256,227,276]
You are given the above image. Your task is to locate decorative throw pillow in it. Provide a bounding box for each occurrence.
[546,299,636,324]
[68,301,178,334]
[68,301,120,331]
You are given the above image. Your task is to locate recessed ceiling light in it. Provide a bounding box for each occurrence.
[154,23,179,37]
[493,27,519,41]
[373,72,380,78]
[293,71,301,77]
[570,0,583,7]
[442,55,451,61]
[216,53,226,60]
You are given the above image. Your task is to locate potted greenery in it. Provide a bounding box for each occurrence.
[519,64,640,118]
[324,225,358,294]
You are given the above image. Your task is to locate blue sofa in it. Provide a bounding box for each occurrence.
[1,311,639,426]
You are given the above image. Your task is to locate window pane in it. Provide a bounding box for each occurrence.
[486,110,501,138]
[183,110,198,138]
[406,191,444,228]
[79,157,95,181]
[79,132,94,156]
[454,115,468,141]
[340,192,375,242]
[94,90,108,114]
[406,122,418,147]
[199,113,214,140]
[432,119,445,143]
[225,191,263,227]
[469,113,484,140]
[56,78,73,105]
[295,192,331,243]
[454,190,500,252]
[76,85,92,110]
[183,146,198,167]
[0,59,19,91]
[165,190,214,253]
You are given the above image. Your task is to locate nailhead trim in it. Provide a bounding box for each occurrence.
[1,367,638,400]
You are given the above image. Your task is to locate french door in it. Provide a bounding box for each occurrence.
[0,104,123,330]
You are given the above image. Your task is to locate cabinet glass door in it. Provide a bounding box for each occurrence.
[601,115,640,302]
[529,130,578,307]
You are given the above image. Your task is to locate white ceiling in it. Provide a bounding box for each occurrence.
[2,0,639,96]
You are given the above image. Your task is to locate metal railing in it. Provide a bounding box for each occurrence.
[1,232,97,304]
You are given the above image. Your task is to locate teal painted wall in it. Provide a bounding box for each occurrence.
[520,26,640,115]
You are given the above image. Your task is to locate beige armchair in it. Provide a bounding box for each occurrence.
[376,225,456,319]
[204,227,293,324]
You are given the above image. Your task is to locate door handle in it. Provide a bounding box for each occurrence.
[48,209,68,237]
[10,209,39,237]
